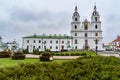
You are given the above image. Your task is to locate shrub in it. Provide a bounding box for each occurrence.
[55,54,60,56]
[12,51,25,60]
[60,53,64,56]
[75,53,80,56]
[51,53,55,56]
[33,48,40,55]
[23,49,29,54]
[80,53,87,56]
[70,53,76,56]
[40,52,53,61]
[0,51,11,58]
[64,53,69,56]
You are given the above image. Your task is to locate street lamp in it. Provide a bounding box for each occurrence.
[94,37,99,55]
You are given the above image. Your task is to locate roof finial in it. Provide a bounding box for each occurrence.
[75,6,77,12]
[94,2,97,11]
[74,2,77,12]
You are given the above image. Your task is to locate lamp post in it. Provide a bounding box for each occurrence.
[94,37,99,55]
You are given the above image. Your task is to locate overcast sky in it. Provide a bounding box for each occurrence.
[0,0,120,47]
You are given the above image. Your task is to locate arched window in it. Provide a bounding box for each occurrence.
[38,46,40,49]
[39,40,41,43]
[33,40,35,43]
[75,18,77,21]
[95,17,97,22]
[85,33,87,37]
[62,41,64,44]
[95,25,98,29]
[75,33,77,36]
[50,40,52,44]
[50,46,52,49]
[75,25,77,29]
[95,33,98,36]
[56,40,58,44]
[27,40,29,43]
[56,46,58,49]
[75,39,77,44]
[85,39,88,43]
[75,46,77,49]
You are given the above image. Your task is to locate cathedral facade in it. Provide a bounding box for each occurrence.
[71,5,103,51]
[22,5,103,52]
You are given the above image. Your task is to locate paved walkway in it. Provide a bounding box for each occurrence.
[98,51,120,57]
[25,54,80,59]
[25,51,120,59]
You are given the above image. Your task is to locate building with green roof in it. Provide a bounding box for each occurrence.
[23,34,73,52]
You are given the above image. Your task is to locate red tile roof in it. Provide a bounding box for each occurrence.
[112,36,120,42]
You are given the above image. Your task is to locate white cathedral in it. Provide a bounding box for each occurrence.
[22,5,103,53]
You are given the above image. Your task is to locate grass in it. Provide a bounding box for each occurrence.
[0,58,70,68]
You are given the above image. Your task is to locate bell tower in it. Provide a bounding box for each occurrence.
[71,6,80,36]
[72,6,80,22]
[91,4,103,50]
[91,4,100,22]
[71,6,81,49]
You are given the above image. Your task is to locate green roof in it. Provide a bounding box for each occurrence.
[23,34,73,39]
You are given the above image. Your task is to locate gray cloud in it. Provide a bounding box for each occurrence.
[0,0,120,46]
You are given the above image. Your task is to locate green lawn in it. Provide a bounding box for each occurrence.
[0,58,70,68]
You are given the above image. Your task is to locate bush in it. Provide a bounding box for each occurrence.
[23,49,29,54]
[64,53,69,56]
[40,52,53,61]
[70,53,76,56]
[33,48,40,55]
[12,51,25,60]
[60,53,64,56]
[55,54,60,56]
[0,51,11,58]
[51,53,55,56]
[80,53,87,56]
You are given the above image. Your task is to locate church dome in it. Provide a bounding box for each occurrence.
[73,12,79,16]
[92,5,99,16]
[92,11,99,16]
[73,6,80,17]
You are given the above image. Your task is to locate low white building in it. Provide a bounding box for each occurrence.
[22,4,103,52]
[23,34,73,52]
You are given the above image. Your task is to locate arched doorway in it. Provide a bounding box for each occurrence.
[83,39,89,51]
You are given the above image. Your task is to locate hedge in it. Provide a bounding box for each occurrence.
[0,56,120,79]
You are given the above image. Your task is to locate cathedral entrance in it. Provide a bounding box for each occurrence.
[83,39,89,51]
[83,43,89,51]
